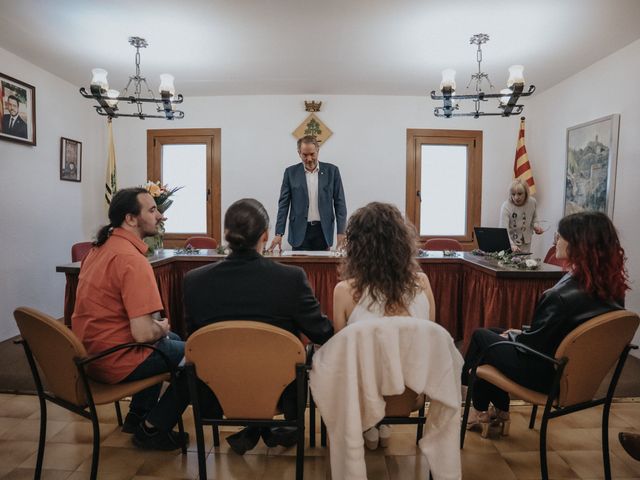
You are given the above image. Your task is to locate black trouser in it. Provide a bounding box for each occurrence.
[293,222,328,251]
[462,328,554,411]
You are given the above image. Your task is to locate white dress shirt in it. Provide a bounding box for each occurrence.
[305,166,321,222]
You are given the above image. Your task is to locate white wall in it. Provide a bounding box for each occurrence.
[111,95,521,247]
[0,46,104,341]
[525,39,640,350]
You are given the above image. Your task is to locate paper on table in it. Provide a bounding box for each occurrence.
[281,250,337,257]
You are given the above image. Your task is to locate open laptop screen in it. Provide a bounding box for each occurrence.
[474,227,511,253]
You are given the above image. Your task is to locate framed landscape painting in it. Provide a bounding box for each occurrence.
[0,73,36,146]
[564,114,620,217]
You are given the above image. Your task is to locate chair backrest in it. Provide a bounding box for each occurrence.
[14,307,89,406]
[424,238,462,251]
[184,236,218,249]
[543,245,568,269]
[71,242,93,262]
[555,309,639,407]
[384,387,420,417]
[185,321,305,419]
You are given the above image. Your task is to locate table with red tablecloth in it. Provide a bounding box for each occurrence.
[57,250,563,347]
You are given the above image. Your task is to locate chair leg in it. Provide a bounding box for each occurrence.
[212,425,220,447]
[114,401,123,426]
[89,406,101,480]
[295,364,306,480]
[35,395,47,480]
[321,418,327,447]
[309,392,316,448]
[186,364,207,480]
[416,404,426,445]
[539,413,550,480]
[602,399,612,480]
[460,379,474,449]
[529,405,537,429]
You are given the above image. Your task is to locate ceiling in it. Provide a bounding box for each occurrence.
[1,0,639,97]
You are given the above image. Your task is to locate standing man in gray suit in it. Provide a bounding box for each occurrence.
[269,135,347,251]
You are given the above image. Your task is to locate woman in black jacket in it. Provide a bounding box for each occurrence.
[462,211,629,436]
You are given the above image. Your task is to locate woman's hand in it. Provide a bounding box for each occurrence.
[500,328,522,338]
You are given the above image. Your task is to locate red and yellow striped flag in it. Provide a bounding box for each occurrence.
[105,118,117,209]
[514,117,536,195]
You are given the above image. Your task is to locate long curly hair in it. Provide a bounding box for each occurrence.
[340,202,421,314]
[557,211,629,302]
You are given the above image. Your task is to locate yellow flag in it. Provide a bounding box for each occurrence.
[105,119,117,208]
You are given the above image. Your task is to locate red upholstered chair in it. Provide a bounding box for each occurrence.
[544,245,568,270]
[184,236,218,249]
[424,238,462,251]
[71,242,93,262]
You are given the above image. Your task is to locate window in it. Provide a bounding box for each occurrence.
[406,129,482,248]
[147,129,221,248]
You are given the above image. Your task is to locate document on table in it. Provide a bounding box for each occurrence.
[281,250,337,257]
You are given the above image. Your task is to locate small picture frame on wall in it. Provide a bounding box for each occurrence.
[60,137,82,182]
[564,114,620,217]
[0,72,36,146]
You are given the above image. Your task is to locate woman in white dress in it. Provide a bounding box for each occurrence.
[333,202,436,449]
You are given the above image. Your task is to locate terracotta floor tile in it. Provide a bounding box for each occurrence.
[0,416,23,436]
[385,455,431,480]
[204,452,267,479]
[460,452,517,480]
[261,455,326,480]
[0,417,69,442]
[19,442,93,471]
[501,451,578,479]
[556,450,639,479]
[74,445,147,478]
[379,432,421,456]
[2,468,74,479]
[363,452,390,480]
[27,402,81,422]
[546,427,605,451]
[0,394,39,418]
[0,440,40,470]
[135,450,201,479]
[48,421,118,444]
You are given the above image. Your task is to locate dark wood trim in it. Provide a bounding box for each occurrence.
[146,129,222,248]
[406,129,482,250]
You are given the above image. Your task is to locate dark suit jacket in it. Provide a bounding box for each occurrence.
[2,114,28,139]
[183,249,334,344]
[274,162,347,248]
[516,273,623,357]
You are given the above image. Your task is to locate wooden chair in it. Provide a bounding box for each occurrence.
[424,238,462,251]
[185,321,307,480]
[184,236,218,249]
[14,307,186,480]
[461,310,640,480]
[71,241,93,262]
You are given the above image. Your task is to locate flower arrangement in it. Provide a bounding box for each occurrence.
[142,181,182,214]
[471,249,541,270]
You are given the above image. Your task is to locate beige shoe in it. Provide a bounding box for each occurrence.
[363,427,379,450]
[378,425,392,448]
[466,408,492,438]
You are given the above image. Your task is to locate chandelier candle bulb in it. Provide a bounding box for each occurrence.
[159,73,175,95]
[91,68,109,91]
[507,65,525,87]
[440,69,457,91]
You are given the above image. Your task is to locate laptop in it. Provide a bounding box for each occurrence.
[474,227,512,253]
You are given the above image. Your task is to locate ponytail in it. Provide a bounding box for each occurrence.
[93,187,147,247]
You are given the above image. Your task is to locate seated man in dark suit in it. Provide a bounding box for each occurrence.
[184,198,334,454]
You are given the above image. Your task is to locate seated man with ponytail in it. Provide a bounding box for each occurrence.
[184,198,334,454]
[72,187,189,451]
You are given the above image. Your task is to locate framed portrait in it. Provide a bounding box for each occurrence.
[0,73,36,146]
[564,114,620,217]
[60,137,82,182]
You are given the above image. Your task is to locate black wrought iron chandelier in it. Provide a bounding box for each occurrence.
[80,36,184,120]
[430,33,535,118]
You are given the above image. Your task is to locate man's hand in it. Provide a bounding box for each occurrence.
[154,318,171,337]
[510,244,521,253]
[336,234,346,251]
[533,226,544,235]
[268,235,283,252]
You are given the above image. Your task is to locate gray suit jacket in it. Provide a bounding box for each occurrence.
[275,162,347,247]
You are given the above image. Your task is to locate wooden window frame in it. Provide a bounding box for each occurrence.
[147,128,221,248]
[406,129,482,250]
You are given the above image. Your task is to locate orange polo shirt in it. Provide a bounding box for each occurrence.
[72,228,164,383]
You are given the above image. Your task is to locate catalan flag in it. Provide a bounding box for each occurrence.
[105,118,117,208]
[513,117,536,195]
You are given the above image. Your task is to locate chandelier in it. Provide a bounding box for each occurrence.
[430,33,535,118]
[79,36,184,120]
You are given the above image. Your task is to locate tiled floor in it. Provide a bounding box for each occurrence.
[0,394,639,479]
